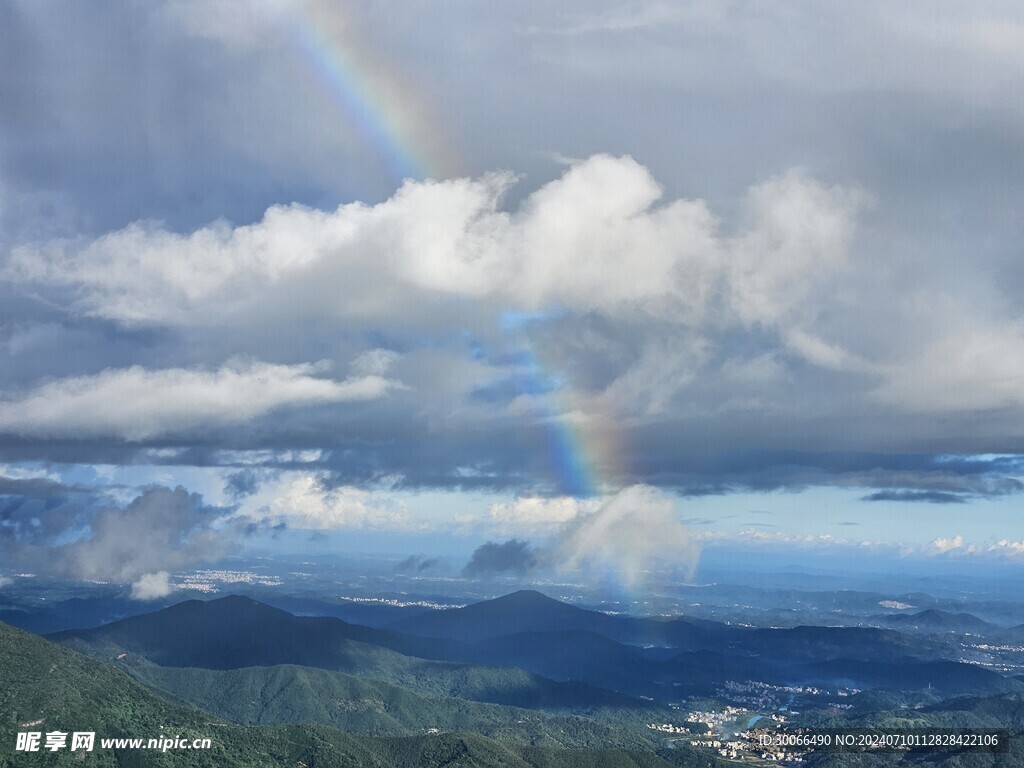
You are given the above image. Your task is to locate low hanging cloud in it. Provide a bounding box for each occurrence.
[54,489,230,585]
[0,360,401,440]
[552,485,699,587]
[130,571,172,601]
[395,555,440,573]
[0,479,270,591]
[463,539,537,577]
[463,486,699,587]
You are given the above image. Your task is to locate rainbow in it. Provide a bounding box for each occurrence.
[289,1,460,183]
[291,3,618,498]
[501,312,626,498]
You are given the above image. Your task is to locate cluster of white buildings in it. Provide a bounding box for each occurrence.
[755,747,806,763]
[338,596,466,610]
[648,705,805,763]
[720,678,862,708]
[687,704,749,730]
[177,569,283,593]
[689,737,746,759]
[646,722,689,734]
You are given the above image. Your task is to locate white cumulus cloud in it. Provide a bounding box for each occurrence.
[5,155,858,331]
[130,571,172,600]
[238,472,420,531]
[929,534,972,555]
[988,539,1024,556]
[479,495,600,536]
[0,360,400,440]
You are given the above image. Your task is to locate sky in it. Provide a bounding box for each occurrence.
[3,0,1024,594]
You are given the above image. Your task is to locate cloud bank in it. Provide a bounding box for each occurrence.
[3,155,1023,560]
[464,485,699,588]
[0,361,400,440]
[6,157,858,336]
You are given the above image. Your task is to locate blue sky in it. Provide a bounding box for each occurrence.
[3,1,1024,593]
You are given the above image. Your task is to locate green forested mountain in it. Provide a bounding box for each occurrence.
[128,662,655,749]
[1,621,720,767]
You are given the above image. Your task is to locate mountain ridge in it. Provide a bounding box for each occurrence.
[2,620,712,768]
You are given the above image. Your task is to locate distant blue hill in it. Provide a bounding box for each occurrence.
[50,594,647,711]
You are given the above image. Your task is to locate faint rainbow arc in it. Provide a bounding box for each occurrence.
[505,319,624,498]
[289,2,460,184]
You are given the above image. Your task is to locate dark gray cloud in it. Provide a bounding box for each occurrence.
[463,539,536,577]
[0,473,114,554]
[0,0,395,235]
[862,490,967,505]
[6,431,1021,507]
[3,1,1024,247]
[395,555,439,573]
[0,474,93,498]
[224,469,260,500]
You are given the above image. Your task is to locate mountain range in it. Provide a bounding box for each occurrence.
[53,591,1019,699]
[6,588,1024,766]
[0,619,717,767]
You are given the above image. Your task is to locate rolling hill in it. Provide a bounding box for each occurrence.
[871,609,998,635]
[0,620,718,768]
[128,662,656,749]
